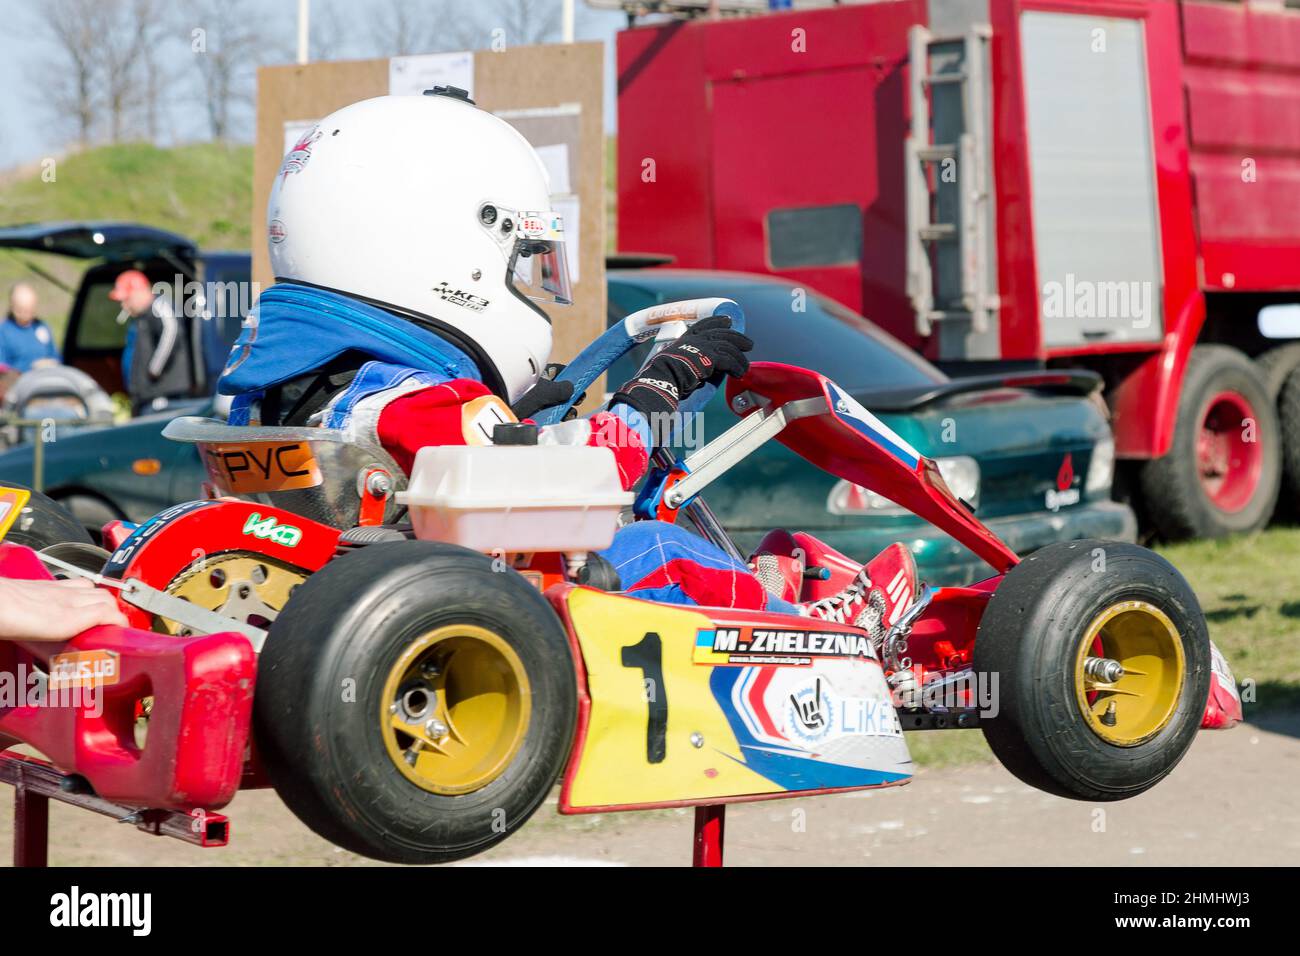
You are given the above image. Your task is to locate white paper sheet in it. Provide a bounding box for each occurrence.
[388,51,475,98]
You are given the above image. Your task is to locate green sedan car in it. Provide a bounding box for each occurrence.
[0,268,1134,585]
[605,270,1135,584]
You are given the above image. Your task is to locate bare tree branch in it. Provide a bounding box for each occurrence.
[485,0,563,48]
[368,0,478,57]
[27,0,113,147]
[131,0,175,142]
[181,0,263,141]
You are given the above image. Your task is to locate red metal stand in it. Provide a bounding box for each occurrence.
[692,803,726,867]
[13,777,48,868]
[2,752,229,867]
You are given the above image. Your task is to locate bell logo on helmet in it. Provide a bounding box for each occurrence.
[519,212,564,240]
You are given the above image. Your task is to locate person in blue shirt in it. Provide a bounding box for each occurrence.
[0,283,59,373]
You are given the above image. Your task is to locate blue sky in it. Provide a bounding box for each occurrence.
[0,0,626,172]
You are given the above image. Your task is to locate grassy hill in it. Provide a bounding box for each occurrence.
[0,143,253,340]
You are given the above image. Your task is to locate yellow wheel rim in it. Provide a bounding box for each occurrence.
[1074,600,1185,747]
[380,624,531,795]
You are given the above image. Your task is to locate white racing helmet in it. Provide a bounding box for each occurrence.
[267,89,571,402]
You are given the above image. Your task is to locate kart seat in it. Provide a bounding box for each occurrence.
[162,416,407,530]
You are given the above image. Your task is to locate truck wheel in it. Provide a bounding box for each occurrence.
[253,540,577,864]
[1256,345,1300,520]
[974,540,1209,801]
[1255,342,1300,400]
[1139,345,1280,539]
[1276,365,1300,515]
[0,480,93,549]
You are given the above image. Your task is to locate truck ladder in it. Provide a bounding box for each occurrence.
[906,23,1000,342]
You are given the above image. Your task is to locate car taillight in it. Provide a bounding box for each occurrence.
[828,456,980,515]
[1086,436,1115,493]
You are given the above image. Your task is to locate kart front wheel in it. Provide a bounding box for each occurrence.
[973,540,1210,801]
[253,540,577,864]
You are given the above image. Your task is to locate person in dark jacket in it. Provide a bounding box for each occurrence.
[110,270,197,413]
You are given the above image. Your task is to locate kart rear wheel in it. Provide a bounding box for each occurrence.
[974,540,1210,801]
[253,539,577,864]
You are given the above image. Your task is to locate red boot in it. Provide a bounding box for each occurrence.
[802,542,918,644]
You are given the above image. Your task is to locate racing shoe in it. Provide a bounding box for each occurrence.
[802,542,918,647]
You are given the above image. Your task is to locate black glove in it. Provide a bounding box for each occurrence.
[612,316,753,423]
[510,363,583,421]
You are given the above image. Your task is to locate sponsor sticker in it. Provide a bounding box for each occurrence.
[268,219,287,243]
[201,441,322,493]
[518,211,563,240]
[242,512,303,548]
[49,650,120,689]
[279,126,322,181]
[782,675,903,745]
[433,281,489,312]
[104,500,215,575]
[694,625,877,666]
[0,486,31,541]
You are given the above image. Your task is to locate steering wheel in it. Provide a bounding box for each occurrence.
[528,297,745,427]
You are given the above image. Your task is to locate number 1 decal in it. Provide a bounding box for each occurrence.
[621,631,668,764]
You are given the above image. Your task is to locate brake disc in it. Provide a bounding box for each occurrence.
[158,552,309,637]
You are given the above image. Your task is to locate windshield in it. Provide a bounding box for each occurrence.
[606,272,946,394]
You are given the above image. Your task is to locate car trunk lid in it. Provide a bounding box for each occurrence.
[0,221,196,263]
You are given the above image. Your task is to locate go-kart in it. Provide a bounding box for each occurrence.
[0,364,117,450]
[0,299,1242,865]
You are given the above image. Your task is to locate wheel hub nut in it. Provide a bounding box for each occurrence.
[1084,656,1125,684]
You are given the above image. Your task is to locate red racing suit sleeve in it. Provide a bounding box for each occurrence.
[375,379,649,490]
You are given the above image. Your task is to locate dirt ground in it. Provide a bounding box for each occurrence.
[3,711,1295,868]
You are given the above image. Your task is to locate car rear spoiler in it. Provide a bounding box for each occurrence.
[605,252,676,269]
[862,369,1104,412]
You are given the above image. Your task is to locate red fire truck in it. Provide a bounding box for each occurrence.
[614,0,1300,539]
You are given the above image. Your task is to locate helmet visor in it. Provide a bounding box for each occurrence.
[506,212,573,306]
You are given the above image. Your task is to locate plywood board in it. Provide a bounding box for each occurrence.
[253,43,604,378]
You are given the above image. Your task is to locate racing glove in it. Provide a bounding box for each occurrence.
[510,363,582,421]
[611,316,753,426]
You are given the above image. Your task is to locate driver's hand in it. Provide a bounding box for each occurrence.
[510,363,580,421]
[0,577,129,642]
[612,315,753,424]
